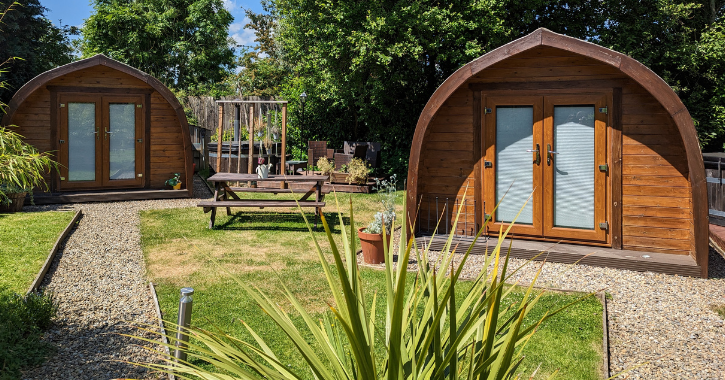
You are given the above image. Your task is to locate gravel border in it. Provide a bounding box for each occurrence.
[21,176,211,379]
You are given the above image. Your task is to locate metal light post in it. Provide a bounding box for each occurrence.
[299,91,307,131]
[174,287,194,362]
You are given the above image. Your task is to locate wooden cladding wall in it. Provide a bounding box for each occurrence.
[414,46,694,255]
[7,66,186,191]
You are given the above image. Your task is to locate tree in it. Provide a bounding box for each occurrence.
[0,0,75,105]
[80,0,236,91]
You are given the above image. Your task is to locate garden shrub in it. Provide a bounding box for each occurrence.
[316,156,334,176]
[0,289,57,379]
[346,157,368,185]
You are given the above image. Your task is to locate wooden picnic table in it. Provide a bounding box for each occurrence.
[198,173,329,229]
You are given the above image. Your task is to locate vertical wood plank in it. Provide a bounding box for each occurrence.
[216,104,223,172]
[472,90,482,233]
[144,93,151,188]
[281,104,287,188]
[611,88,623,249]
[49,89,58,192]
[248,104,254,187]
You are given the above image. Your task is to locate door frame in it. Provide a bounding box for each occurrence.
[53,88,150,191]
[479,89,614,246]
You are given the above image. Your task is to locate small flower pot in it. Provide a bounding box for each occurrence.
[173,182,182,190]
[0,192,27,213]
[358,227,391,264]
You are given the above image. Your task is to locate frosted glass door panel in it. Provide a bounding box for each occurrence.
[553,106,595,229]
[109,104,136,180]
[68,103,96,181]
[496,106,534,224]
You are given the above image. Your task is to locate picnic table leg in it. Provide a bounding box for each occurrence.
[223,182,232,216]
[210,207,216,229]
[315,180,323,230]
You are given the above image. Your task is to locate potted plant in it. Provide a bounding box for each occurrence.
[0,126,58,213]
[165,173,182,190]
[316,157,334,178]
[358,175,397,264]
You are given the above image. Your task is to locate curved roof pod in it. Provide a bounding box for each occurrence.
[406,28,707,276]
[2,54,193,197]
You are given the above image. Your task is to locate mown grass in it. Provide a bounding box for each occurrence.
[0,210,75,295]
[141,191,603,379]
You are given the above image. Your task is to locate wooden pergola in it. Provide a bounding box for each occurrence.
[214,100,288,180]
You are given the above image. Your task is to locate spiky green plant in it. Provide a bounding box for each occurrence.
[131,194,591,379]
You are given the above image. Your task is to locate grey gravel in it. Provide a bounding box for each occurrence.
[361,235,725,380]
[21,176,211,380]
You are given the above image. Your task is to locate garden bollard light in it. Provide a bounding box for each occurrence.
[174,287,194,362]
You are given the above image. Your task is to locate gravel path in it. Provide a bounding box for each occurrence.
[364,235,725,380]
[22,177,211,379]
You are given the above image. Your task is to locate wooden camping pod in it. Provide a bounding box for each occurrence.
[407,28,708,277]
[2,54,193,199]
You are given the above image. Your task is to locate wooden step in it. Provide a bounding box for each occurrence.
[198,200,325,208]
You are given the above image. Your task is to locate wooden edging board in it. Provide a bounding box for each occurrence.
[27,209,82,294]
[149,282,175,380]
[358,257,611,379]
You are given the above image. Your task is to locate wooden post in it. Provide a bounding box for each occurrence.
[248,104,255,187]
[281,103,287,188]
[216,104,223,173]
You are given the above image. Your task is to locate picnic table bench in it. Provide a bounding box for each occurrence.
[199,173,329,229]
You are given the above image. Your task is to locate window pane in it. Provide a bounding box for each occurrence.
[109,103,136,180]
[496,106,534,224]
[68,103,96,181]
[553,106,595,229]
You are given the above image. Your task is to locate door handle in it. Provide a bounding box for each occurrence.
[93,128,99,140]
[526,144,541,165]
[105,127,113,140]
[547,144,558,164]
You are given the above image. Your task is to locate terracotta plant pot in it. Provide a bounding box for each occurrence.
[173,182,182,190]
[358,227,391,264]
[0,192,27,213]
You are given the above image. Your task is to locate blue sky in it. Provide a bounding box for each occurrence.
[40,0,263,48]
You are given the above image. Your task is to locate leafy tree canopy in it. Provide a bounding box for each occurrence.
[236,0,725,175]
[0,0,75,105]
[80,0,236,92]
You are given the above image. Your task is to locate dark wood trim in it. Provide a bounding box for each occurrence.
[406,27,708,275]
[417,235,703,277]
[472,90,482,233]
[611,88,623,249]
[46,86,154,94]
[49,87,58,192]
[28,189,189,204]
[469,79,630,92]
[144,93,151,188]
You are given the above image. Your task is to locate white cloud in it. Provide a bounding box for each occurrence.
[230,16,257,48]
[222,0,236,11]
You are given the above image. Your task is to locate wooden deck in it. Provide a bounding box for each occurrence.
[27,189,190,205]
[416,234,703,278]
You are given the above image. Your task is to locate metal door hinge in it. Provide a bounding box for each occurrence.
[484,214,492,220]
[599,107,608,114]
[59,139,65,144]
[137,138,143,143]
[599,222,609,230]
[137,104,142,108]
[60,103,65,108]
[484,107,492,114]
[60,176,65,181]
[599,164,609,173]
[484,160,493,168]
[137,173,143,178]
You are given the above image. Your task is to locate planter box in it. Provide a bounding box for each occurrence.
[330,172,350,184]
[0,192,27,213]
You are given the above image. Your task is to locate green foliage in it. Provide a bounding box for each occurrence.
[80,0,236,91]
[165,173,181,187]
[0,0,75,104]
[0,124,58,203]
[0,289,57,379]
[133,193,590,379]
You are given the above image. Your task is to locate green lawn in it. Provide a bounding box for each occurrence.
[0,210,75,295]
[141,191,603,379]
